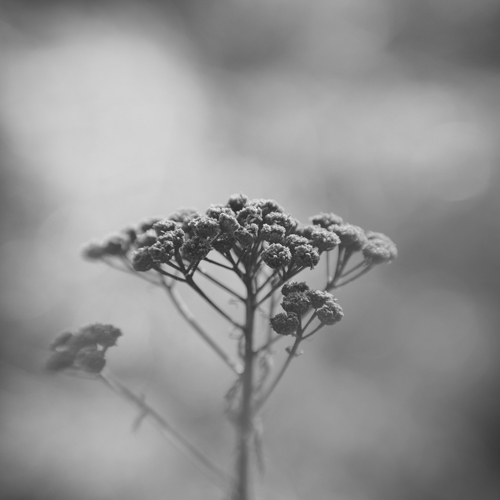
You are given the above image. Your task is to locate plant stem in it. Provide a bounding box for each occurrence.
[158,276,243,375]
[255,327,303,414]
[233,283,256,500]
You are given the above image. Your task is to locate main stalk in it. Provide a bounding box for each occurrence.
[233,281,256,500]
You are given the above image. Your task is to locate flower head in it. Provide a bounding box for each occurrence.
[281,291,312,315]
[362,231,397,264]
[316,301,344,325]
[47,324,122,374]
[270,312,299,336]
[261,243,292,269]
[226,193,249,213]
[311,212,344,228]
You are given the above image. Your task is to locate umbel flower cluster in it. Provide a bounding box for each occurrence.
[47,194,396,500]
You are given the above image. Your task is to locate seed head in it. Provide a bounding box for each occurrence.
[270,312,299,336]
[261,243,292,270]
[362,231,397,264]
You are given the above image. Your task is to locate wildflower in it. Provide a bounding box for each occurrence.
[261,224,286,244]
[47,323,122,374]
[310,228,340,252]
[213,233,237,253]
[132,247,155,271]
[226,193,249,213]
[270,312,299,336]
[219,213,240,234]
[281,281,310,296]
[189,216,220,239]
[293,224,316,239]
[311,212,344,228]
[307,290,336,309]
[249,199,284,218]
[261,243,292,270]
[138,216,164,233]
[234,227,256,248]
[82,241,107,260]
[152,220,178,236]
[181,236,212,261]
[135,230,157,249]
[75,346,106,373]
[236,206,263,227]
[281,292,312,315]
[329,224,367,251]
[316,301,344,325]
[264,213,297,232]
[362,231,397,264]
[79,324,122,348]
[149,239,176,264]
[292,244,320,269]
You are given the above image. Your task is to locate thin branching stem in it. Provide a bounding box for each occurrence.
[330,264,373,289]
[186,276,245,330]
[99,372,233,493]
[158,276,243,375]
[203,257,235,271]
[255,326,304,414]
[196,267,245,301]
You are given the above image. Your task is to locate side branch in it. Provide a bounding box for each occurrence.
[158,276,243,375]
[99,372,233,492]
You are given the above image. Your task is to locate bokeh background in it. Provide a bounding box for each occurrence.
[1,0,500,499]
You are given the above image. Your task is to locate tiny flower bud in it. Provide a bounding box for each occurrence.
[135,230,157,249]
[181,236,212,261]
[311,212,344,228]
[329,224,367,251]
[226,193,249,213]
[237,206,263,226]
[219,213,240,234]
[317,301,344,325]
[82,242,106,260]
[264,213,297,232]
[249,199,284,218]
[152,220,178,236]
[362,231,397,264]
[307,290,336,309]
[132,248,155,271]
[261,243,292,269]
[213,233,237,253]
[310,228,340,252]
[281,281,310,296]
[261,224,286,244]
[270,312,299,336]
[103,235,126,256]
[189,216,220,238]
[234,227,256,248]
[292,244,320,269]
[281,291,312,315]
[75,346,106,373]
[285,234,310,250]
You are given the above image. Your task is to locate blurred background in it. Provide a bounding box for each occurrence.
[1,0,500,499]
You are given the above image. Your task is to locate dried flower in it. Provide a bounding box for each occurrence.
[311,212,344,228]
[270,312,299,335]
[316,302,344,325]
[281,281,310,296]
[261,243,292,270]
[362,231,398,264]
[281,291,312,315]
[292,244,320,269]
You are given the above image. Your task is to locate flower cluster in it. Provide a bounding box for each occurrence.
[46,324,122,374]
[82,194,396,279]
[270,282,344,336]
